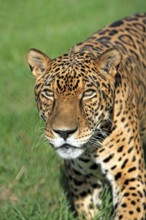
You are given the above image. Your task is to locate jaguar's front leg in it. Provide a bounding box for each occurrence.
[92,126,146,220]
[65,158,104,220]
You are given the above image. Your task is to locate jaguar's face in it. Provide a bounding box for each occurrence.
[27,48,121,159]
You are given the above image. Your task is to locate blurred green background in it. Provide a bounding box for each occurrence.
[0,0,146,219]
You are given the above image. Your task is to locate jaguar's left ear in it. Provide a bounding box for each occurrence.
[95,48,121,75]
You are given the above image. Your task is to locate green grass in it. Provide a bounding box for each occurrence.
[0,0,146,219]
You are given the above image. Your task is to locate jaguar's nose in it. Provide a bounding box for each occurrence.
[53,127,78,140]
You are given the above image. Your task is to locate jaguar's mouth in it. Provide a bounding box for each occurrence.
[55,144,84,159]
[56,143,82,150]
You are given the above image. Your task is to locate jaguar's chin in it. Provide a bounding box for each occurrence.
[55,144,84,159]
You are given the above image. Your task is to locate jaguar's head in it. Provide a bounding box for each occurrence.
[27,48,121,159]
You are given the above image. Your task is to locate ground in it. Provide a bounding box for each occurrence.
[0,0,146,219]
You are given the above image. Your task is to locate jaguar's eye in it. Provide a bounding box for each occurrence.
[83,89,96,98]
[43,89,54,99]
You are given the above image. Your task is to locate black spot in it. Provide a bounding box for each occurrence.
[55,67,60,72]
[129,210,134,215]
[115,73,122,87]
[117,145,124,152]
[110,20,124,27]
[103,153,114,163]
[121,117,125,122]
[129,187,136,190]
[143,202,146,210]
[111,165,117,170]
[98,36,111,42]
[101,90,107,99]
[121,158,128,169]
[128,136,133,144]
[131,200,136,205]
[124,123,129,128]
[118,157,122,161]
[123,192,129,197]
[95,80,100,87]
[114,202,118,210]
[109,30,118,36]
[80,191,88,197]
[73,169,81,175]
[121,203,127,207]
[116,139,120,143]
[136,207,141,212]
[102,82,107,88]
[128,167,136,173]
[90,163,98,170]
[115,172,122,181]
[124,178,136,185]
[80,158,90,163]
[92,183,102,189]
[132,156,136,162]
[132,193,137,197]
[74,179,83,186]
[88,203,94,209]
[128,146,134,153]
[137,190,143,198]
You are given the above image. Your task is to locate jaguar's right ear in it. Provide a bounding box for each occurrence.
[27,48,51,79]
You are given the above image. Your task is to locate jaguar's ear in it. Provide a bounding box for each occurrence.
[27,48,51,79]
[95,48,121,75]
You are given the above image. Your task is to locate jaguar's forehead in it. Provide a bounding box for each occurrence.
[45,52,97,95]
[51,52,95,73]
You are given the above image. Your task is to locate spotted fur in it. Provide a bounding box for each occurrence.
[27,13,146,219]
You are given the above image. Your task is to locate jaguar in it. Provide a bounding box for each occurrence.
[27,13,146,219]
